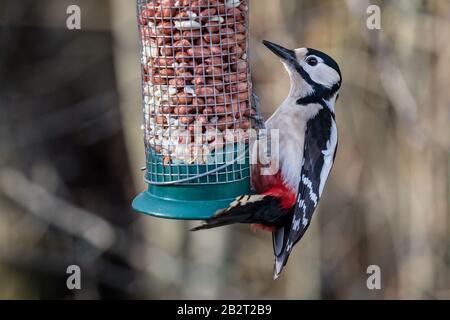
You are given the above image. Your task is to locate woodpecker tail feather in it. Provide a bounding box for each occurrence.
[190,194,286,231]
[272,227,291,279]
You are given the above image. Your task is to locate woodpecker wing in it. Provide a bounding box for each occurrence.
[274,108,338,278]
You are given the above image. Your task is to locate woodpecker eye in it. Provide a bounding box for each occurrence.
[306,56,318,66]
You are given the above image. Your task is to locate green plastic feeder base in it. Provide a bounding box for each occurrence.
[132,178,251,220]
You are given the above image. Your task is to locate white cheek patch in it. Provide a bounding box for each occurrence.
[301,60,340,89]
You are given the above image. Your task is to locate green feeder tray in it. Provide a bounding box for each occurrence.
[132,146,251,220]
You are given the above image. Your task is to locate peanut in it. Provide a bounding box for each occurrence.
[155,115,167,124]
[160,46,174,56]
[175,11,190,19]
[205,22,220,33]
[174,106,193,114]
[232,90,249,101]
[174,39,192,51]
[178,71,193,80]
[239,3,248,12]
[227,8,244,22]
[169,78,186,87]
[157,22,173,35]
[206,66,223,78]
[160,103,174,114]
[159,68,175,77]
[205,57,223,66]
[180,116,194,124]
[226,81,248,93]
[139,5,156,25]
[163,156,170,165]
[210,46,222,55]
[203,33,221,44]
[217,116,234,131]
[182,30,201,39]
[192,76,206,85]
[221,37,240,49]
[195,115,208,124]
[172,93,193,104]
[232,33,246,42]
[214,106,227,114]
[175,51,191,62]
[224,72,247,82]
[200,8,217,19]
[206,97,216,105]
[187,47,211,56]
[194,63,207,75]
[219,27,235,37]
[156,35,171,46]
[192,97,205,107]
[153,57,174,67]
[150,75,167,85]
[234,23,246,34]
[175,62,193,75]
[239,118,251,129]
[173,31,182,41]
[244,107,256,117]
[229,45,244,62]
[202,107,214,115]
[217,3,227,14]
[195,86,218,96]
[206,78,224,90]
[154,145,162,153]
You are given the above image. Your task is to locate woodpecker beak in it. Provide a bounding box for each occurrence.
[263,40,296,64]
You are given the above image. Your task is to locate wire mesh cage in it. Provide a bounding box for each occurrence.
[132,0,255,219]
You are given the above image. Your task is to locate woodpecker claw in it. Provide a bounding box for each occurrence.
[250,114,266,130]
[251,92,265,129]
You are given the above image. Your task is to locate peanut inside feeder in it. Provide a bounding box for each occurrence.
[133,0,254,220]
[140,0,252,165]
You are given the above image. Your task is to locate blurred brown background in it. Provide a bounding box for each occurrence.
[0,0,448,299]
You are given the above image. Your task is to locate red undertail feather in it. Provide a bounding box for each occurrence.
[191,174,297,232]
[262,176,296,210]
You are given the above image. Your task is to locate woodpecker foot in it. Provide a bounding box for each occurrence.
[251,92,265,129]
[248,115,265,127]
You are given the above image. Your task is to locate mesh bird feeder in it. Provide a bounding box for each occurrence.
[132,0,255,219]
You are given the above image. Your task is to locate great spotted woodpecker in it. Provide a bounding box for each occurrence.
[192,40,342,279]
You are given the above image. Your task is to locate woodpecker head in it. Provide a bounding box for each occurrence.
[263,40,341,102]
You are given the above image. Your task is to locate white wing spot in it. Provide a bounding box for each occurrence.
[297,199,307,214]
[302,216,308,227]
[319,120,338,195]
[301,175,318,206]
[286,241,293,252]
[292,216,301,231]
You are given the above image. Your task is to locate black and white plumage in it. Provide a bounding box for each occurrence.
[273,105,338,277]
[192,40,342,279]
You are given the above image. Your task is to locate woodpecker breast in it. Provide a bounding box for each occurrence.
[265,100,323,192]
